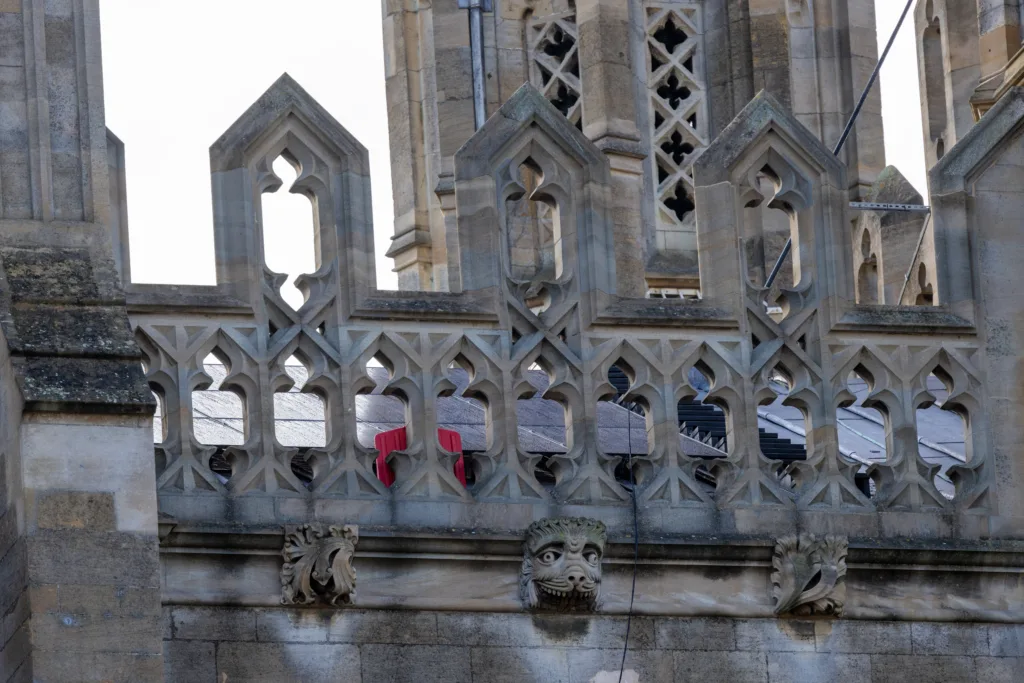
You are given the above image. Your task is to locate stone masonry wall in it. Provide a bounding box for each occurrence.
[0,334,27,682]
[163,607,1024,682]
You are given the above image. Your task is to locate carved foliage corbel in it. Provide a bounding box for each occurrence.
[770,534,847,616]
[281,524,359,606]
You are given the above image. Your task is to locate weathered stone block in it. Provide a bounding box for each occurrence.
[656,616,736,651]
[10,306,140,358]
[767,652,870,683]
[0,246,100,303]
[329,609,438,645]
[0,622,30,682]
[35,491,115,531]
[0,538,26,616]
[30,650,164,683]
[6,658,31,683]
[567,647,675,683]
[164,641,216,683]
[0,587,28,648]
[360,644,471,683]
[21,419,157,533]
[31,584,162,655]
[256,608,332,644]
[909,622,989,656]
[216,642,359,683]
[436,612,653,650]
[471,646,571,683]
[813,621,912,654]
[172,607,257,642]
[673,651,768,683]
[989,624,1024,656]
[56,583,157,616]
[975,656,1022,683]
[26,530,158,588]
[735,619,816,653]
[869,655,976,683]
[0,506,16,561]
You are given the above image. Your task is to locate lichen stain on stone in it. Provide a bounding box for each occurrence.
[530,613,590,640]
[776,618,816,641]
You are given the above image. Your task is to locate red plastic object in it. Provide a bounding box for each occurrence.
[439,428,466,486]
[374,427,466,487]
[373,427,407,487]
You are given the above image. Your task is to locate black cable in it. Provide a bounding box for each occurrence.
[618,399,643,683]
[764,0,915,289]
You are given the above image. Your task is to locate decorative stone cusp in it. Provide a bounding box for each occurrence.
[770,534,847,617]
[520,517,606,612]
[281,524,359,606]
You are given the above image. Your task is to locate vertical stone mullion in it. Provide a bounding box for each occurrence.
[22,0,50,220]
[577,0,647,297]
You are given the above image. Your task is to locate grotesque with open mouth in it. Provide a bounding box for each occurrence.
[520,517,607,612]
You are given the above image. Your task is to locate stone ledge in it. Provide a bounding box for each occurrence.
[0,243,153,415]
[159,527,1024,622]
[156,497,1024,553]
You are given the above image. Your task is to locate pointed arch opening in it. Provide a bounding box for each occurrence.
[191,350,246,485]
[438,355,488,488]
[518,360,572,492]
[597,360,651,488]
[744,167,796,291]
[678,364,728,455]
[151,389,166,446]
[272,353,328,489]
[192,351,246,447]
[358,353,408,487]
[261,155,318,310]
[505,157,565,315]
[757,365,810,467]
[915,263,935,306]
[856,229,880,304]
[915,368,967,500]
[837,368,890,498]
[922,18,948,147]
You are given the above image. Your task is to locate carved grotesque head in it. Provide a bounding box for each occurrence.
[281,524,359,607]
[520,517,606,611]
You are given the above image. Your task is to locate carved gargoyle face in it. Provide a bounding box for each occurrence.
[520,517,606,611]
[281,524,359,607]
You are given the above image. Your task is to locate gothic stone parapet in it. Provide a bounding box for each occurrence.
[129,80,1024,633]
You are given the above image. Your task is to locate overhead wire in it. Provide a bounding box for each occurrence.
[764,0,916,290]
[616,396,655,683]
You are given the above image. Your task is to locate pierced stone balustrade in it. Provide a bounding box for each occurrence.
[124,76,994,541]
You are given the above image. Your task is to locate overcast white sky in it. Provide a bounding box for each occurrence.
[101,0,926,301]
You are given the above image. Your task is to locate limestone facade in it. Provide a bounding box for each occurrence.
[384,0,886,293]
[916,0,1024,162]
[0,1,1023,682]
